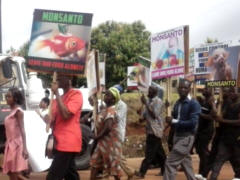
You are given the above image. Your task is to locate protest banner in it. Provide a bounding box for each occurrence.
[86,51,98,97]
[186,48,197,97]
[99,53,106,89]
[127,66,138,90]
[137,56,151,92]
[27,9,93,75]
[185,48,195,81]
[194,40,240,87]
[151,25,189,117]
[151,25,189,79]
[194,42,228,81]
[126,57,151,92]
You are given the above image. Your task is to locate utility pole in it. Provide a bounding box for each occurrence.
[0,0,2,53]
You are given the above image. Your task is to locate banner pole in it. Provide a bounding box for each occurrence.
[166,77,171,116]
[193,82,197,99]
[217,88,223,116]
[93,50,100,136]
[46,71,57,133]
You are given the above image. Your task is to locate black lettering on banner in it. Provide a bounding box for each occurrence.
[209,44,229,51]
[196,67,207,73]
[199,58,208,63]
[195,47,208,52]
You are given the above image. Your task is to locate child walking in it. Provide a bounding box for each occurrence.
[2,87,29,180]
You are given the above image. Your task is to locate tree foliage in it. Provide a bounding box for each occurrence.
[6,46,17,55]
[18,41,30,59]
[91,20,151,87]
[205,37,218,44]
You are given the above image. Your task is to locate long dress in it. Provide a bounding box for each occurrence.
[91,106,122,177]
[2,107,28,174]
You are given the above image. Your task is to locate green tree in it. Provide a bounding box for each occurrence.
[6,46,17,55]
[205,37,218,44]
[91,20,151,87]
[18,41,29,58]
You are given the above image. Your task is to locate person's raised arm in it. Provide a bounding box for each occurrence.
[142,95,156,119]
[94,118,113,140]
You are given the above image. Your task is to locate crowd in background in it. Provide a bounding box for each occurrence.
[1,75,240,180]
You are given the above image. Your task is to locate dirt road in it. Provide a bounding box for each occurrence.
[0,155,234,180]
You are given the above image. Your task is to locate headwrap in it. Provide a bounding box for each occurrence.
[109,87,120,104]
[113,84,123,94]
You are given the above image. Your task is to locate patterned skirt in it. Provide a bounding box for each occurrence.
[91,135,122,177]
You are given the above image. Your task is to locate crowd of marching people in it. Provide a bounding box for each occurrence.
[1,75,240,180]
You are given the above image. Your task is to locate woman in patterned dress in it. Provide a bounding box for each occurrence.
[2,87,28,180]
[90,87,122,180]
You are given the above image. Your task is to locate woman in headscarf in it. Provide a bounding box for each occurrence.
[90,87,122,180]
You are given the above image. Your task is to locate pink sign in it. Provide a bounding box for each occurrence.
[152,66,184,80]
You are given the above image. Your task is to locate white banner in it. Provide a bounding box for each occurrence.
[86,52,97,97]
[127,66,138,87]
[151,26,185,79]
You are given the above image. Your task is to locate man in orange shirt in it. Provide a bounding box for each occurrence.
[46,74,82,180]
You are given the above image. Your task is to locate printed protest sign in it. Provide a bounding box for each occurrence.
[137,57,151,92]
[194,42,228,81]
[127,57,151,92]
[151,26,189,79]
[99,53,106,88]
[194,41,240,87]
[127,66,138,89]
[27,9,93,75]
[184,48,195,81]
[99,62,105,87]
[86,52,97,97]
[86,51,105,97]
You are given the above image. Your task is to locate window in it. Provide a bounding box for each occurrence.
[0,62,20,88]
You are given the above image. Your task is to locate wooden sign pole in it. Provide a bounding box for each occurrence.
[237,53,240,87]
[192,82,197,99]
[166,77,171,116]
[93,50,100,136]
[100,53,106,104]
[95,50,100,94]
[217,88,223,116]
[184,26,189,76]
[46,71,57,133]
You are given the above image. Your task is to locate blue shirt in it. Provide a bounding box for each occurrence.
[172,97,201,135]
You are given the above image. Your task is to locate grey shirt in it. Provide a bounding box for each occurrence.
[143,96,164,137]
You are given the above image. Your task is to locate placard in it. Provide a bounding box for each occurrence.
[194,41,240,87]
[151,26,189,79]
[27,9,93,74]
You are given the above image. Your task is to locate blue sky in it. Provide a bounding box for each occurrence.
[2,0,240,52]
